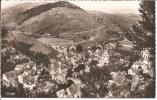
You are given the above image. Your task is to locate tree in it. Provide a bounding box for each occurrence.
[76,45,83,53]
[1,26,9,37]
[81,67,112,97]
[12,41,50,66]
[12,41,32,55]
[33,52,50,66]
[131,0,155,54]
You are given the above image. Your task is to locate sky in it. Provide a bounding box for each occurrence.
[1,0,140,14]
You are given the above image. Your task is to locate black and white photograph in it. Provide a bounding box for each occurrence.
[1,0,156,98]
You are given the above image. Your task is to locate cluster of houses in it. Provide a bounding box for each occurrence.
[2,38,154,97]
[128,48,154,93]
[2,42,111,97]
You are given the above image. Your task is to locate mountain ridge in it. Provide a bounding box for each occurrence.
[2,1,139,50]
[17,1,84,24]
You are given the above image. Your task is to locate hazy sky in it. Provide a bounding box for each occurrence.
[1,0,140,14]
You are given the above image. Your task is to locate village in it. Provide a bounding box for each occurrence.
[1,38,154,97]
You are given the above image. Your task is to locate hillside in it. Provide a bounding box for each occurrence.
[89,11,139,30]
[18,7,99,36]
[2,3,44,26]
[3,31,57,56]
[2,1,139,40]
[17,1,84,24]
[2,1,99,37]
[1,1,139,50]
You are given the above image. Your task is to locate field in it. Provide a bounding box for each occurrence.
[37,37,73,48]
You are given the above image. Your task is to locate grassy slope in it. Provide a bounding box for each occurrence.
[2,3,44,26]
[18,7,99,35]
[4,31,57,56]
[2,1,138,51]
[89,11,139,30]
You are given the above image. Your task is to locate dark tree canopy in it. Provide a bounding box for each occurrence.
[76,45,83,53]
[81,67,111,97]
[131,0,155,53]
[12,41,50,66]
[2,26,9,37]
[139,0,155,33]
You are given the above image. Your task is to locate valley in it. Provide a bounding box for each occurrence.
[1,0,155,98]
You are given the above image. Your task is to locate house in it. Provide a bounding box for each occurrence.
[98,50,110,67]
[14,63,27,71]
[131,74,143,92]
[56,89,66,97]
[66,78,82,97]
[141,49,150,65]
[117,38,135,51]
[66,83,81,97]
[105,42,117,50]
[110,71,126,85]
[128,60,148,76]
[2,70,21,88]
[56,73,66,84]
